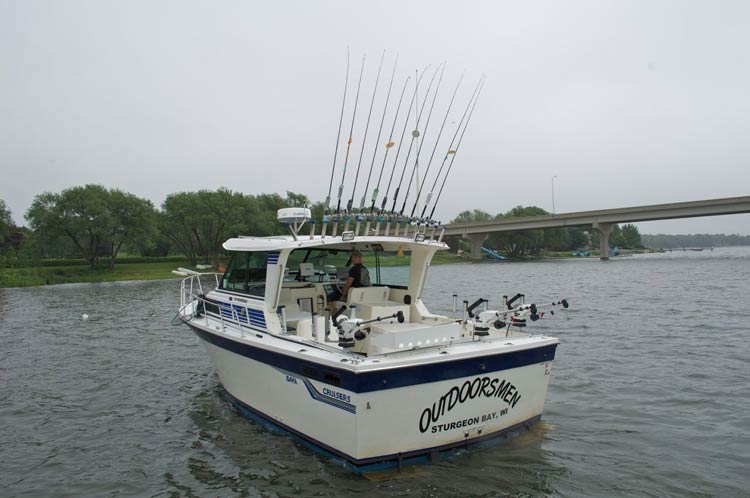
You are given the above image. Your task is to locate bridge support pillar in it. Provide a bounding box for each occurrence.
[593,222,614,260]
[464,233,488,260]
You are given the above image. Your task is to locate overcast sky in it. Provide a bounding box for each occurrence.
[2,0,749,234]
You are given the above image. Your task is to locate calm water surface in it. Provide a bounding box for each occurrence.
[2,248,749,497]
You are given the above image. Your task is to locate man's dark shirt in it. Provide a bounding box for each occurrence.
[348,264,371,288]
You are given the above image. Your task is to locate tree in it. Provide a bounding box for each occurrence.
[26,185,157,268]
[161,189,253,266]
[618,224,643,248]
[490,206,548,258]
[0,199,12,243]
[160,189,315,266]
[451,209,493,224]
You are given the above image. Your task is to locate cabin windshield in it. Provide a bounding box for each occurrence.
[284,248,411,288]
[221,251,270,297]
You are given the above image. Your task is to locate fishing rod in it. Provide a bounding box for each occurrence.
[420,75,483,219]
[325,47,349,211]
[429,75,485,221]
[380,67,428,213]
[370,71,408,213]
[390,62,444,213]
[348,51,385,213]
[398,63,447,215]
[360,54,398,210]
[335,53,366,215]
[409,70,465,218]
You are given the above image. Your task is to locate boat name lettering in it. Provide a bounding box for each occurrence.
[419,377,522,433]
[430,408,509,434]
[322,387,351,403]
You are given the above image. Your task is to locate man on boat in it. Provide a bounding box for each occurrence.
[341,250,371,301]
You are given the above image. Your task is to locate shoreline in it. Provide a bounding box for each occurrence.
[2,247,727,289]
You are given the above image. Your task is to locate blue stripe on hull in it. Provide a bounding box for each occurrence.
[223,389,543,472]
[189,324,556,393]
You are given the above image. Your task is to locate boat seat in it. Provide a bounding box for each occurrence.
[331,286,410,322]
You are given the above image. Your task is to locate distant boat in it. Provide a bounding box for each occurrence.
[481,246,508,260]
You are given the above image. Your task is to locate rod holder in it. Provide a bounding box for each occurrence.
[437,227,446,243]
[452,294,458,314]
[309,221,315,240]
[311,311,318,340]
[364,219,371,236]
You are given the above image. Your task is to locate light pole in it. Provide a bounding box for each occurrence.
[551,175,557,215]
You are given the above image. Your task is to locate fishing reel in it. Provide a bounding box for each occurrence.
[463,294,569,337]
[334,306,405,349]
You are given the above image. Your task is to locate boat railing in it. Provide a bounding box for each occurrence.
[179,272,221,310]
[177,273,273,340]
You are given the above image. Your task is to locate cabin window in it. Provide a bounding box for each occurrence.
[370,250,411,288]
[221,251,268,297]
[282,248,412,288]
[284,249,351,283]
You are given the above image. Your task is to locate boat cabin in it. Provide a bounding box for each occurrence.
[208,233,458,355]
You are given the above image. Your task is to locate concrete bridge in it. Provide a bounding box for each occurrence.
[443,196,750,260]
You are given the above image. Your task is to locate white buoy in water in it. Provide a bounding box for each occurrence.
[82,314,89,320]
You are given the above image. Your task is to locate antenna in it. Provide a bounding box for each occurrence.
[325,47,349,211]
[420,75,483,218]
[348,51,385,213]
[361,54,398,210]
[429,75,486,220]
[335,53,366,215]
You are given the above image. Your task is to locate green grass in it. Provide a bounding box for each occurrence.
[0,261,192,288]
[430,252,466,265]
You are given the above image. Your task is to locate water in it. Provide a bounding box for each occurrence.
[2,248,749,497]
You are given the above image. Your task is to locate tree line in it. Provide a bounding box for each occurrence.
[446,206,643,257]
[641,233,750,249]
[0,186,656,268]
[0,186,311,269]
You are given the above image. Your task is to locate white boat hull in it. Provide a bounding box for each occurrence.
[192,325,556,469]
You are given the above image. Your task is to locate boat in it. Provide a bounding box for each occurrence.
[173,53,569,471]
[175,209,568,471]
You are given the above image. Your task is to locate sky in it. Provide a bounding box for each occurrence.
[1,0,749,234]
